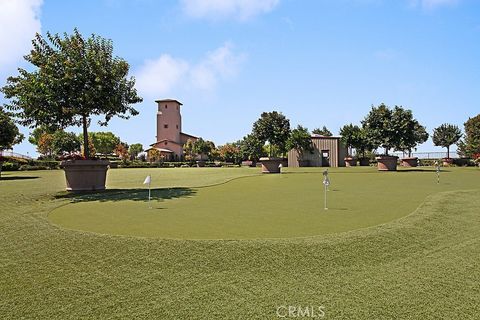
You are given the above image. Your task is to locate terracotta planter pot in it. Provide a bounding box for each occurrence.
[401,157,418,167]
[61,159,110,191]
[358,158,370,166]
[344,157,357,167]
[298,159,310,167]
[376,156,398,171]
[442,158,454,166]
[259,157,283,173]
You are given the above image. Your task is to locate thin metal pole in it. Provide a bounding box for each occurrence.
[148,184,152,209]
[324,184,328,210]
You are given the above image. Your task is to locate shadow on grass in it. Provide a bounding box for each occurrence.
[0,175,40,181]
[54,187,196,203]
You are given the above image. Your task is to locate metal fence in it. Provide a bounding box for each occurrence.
[0,150,32,160]
[391,152,459,159]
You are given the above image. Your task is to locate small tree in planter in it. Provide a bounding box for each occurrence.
[339,123,361,167]
[1,29,142,191]
[354,127,374,166]
[456,115,480,160]
[362,104,401,171]
[252,111,291,173]
[192,138,212,166]
[394,110,429,167]
[433,123,462,165]
[0,108,24,179]
[286,125,313,167]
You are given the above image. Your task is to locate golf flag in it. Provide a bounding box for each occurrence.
[143,175,151,185]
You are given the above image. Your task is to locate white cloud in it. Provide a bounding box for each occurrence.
[408,0,459,9]
[135,43,245,98]
[181,0,279,21]
[0,0,42,70]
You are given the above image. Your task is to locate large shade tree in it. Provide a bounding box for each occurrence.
[432,124,462,159]
[1,29,142,159]
[0,108,24,151]
[312,126,333,136]
[252,111,291,157]
[393,109,429,157]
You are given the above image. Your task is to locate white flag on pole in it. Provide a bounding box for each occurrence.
[143,175,151,185]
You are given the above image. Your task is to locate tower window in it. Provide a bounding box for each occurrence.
[164,124,168,129]
[165,104,168,109]
[176,106,179,110]
[176,125,179,129]
[164,141,168,145]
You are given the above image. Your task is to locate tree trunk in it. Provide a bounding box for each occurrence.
[82,115,89,159]
[447,145,450,159]
[385,147,388,156]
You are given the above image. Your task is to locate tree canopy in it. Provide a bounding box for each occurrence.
[362,104,426,156]
[252,111,291,157]
[432,124,462,159]
[286,125,313,159]
[339,124,361,156]
[0,109,24,150]
[129,143,143,160]
[457,115,480,158]
[1,29,142,159]
[312,126,333,136]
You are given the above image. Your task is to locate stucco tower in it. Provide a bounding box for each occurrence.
[149,99,197,160]
[156,99,182,143]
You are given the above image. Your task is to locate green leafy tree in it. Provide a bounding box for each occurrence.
[252,111,291,157]
[355,128,375,158]
[183,139,195,161]
[0,109,24,151]
[432,124,462,159]
[457,115,480,158]
[339,124,362,157]
[51,131,81,156]
[392,108,429,157]
[192,138,212,160]
[362,104,399,155]
[312,126,333,136]
[1,29,142,159]
[84,132,120,158]
[129,143,143,160]
[286,125,313,160]
[218,143,242,164]
[28,125,57,146]
[240,134,265,162]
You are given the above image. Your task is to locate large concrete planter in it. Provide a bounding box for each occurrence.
[376,156,398,171]
[401,157,418,167]
[442,158,454,166]
[260,157,283,173]
[61,159,110,191]
[358,158,370,166]
[196,160,206,167]
[344,157,357,167]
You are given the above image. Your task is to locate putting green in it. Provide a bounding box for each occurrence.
[49,167,479,239]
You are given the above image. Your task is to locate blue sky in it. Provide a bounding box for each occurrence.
[1,0,479,157]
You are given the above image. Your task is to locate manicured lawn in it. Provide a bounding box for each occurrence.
[1,167,479,319]
[50,167,479,239]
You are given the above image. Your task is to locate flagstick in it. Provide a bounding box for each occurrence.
[324,183,328,210]
[148,183,151,209]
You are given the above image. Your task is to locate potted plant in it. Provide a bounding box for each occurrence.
[397,117,429,167]
[239,134,265,167]
[339,124,362,167]
[252,111,291,173]
[362,104,401,171]
[1,29,142,191]
[286,125,314,167]
[432,123,462,166]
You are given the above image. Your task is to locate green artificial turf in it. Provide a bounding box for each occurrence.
[1,167,480,319]
[49,167,479,239]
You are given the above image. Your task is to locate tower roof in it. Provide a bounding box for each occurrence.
[155,99,183,105]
